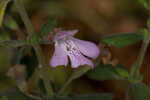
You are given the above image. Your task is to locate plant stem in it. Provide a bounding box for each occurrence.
[127,32,150,100]
[0,40,52,48]
[134,41,149,77]
[13,0,34,36]
[13,0,53,97]
[34,44,54,97]
[129,31,150,79]
[58,77,73,95]
[125,83,134,100]
[0,40,27,47]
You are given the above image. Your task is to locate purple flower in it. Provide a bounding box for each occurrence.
[50,29,100,68]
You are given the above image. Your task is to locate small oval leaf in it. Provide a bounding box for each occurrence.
[39,17,57,39]
[87,63,129,80]
[101,32,143,48]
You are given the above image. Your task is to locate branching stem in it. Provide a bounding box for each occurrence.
[13,0,54,97]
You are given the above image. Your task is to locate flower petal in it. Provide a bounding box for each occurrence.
[50,43,68,67]
[72,38,100,59]
[68,53,94,68]
[64,40,93,68]
[54,29,78,41]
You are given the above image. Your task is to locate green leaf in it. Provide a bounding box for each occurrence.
[4,16,19,30]
[132,83,150,100]
[87,63,129,80]
[101,33,143,48]
[27,17,57,44]
[115,64,129,78]
[147,18,150,27]
[54,93,113,100]
[0,88,26,100]
[39,17,57,39]
[0,0,10,27]
[139,0,150,10]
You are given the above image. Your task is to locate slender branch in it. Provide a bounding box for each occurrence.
[13,0,54,97]
[134,41,149,77]
[0,40,52,48]
[0,40,27,47]
[125,41,148,100]
[13,0,34,36]
[127,32,150,100]
[129,30,150,79]
[125,83,134,100]
[39,40,53,45]
[33,44,54,97]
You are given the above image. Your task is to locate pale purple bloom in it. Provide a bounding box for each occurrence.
[50,29,100,68]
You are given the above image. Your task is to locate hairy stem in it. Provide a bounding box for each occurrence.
[13,0,53,97]
[134,41,149,77]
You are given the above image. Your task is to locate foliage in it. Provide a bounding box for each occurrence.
[101,32,143,48]
[132,83,150,100]
[87,63,129,80]
[0,0,150,100]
